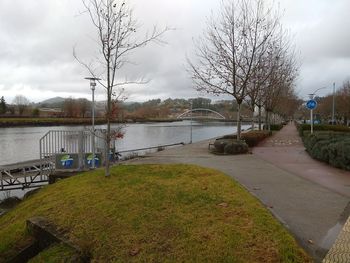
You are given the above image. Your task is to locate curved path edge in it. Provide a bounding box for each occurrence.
[124,133,349,263]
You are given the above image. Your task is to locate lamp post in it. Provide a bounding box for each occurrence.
[85,77,100,169]
[332,82,336,125]
[190,100,193,144]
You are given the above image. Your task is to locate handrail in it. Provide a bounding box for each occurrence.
[177,108,226,119]
[117,142,185,154]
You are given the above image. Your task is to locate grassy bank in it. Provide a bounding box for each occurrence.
[0,164,311,262]
[0,117,182,128]
[0,117,107,127]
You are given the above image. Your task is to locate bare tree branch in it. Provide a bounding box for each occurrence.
[74,0,170,177]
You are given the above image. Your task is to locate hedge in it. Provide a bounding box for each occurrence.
[297,124,350,137]
[263,124,284,131]
[302,132,350,171]
[220,130,271,148]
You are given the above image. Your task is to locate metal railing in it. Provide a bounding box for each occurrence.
[39,130,104,159]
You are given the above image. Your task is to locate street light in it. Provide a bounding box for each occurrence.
[308,87,327,99]
[85,77,101,169]
[190,100,193,144]
[332,82,336,125]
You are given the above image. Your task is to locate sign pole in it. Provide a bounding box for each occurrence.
[306,97,317,135]
[310,109,313,134]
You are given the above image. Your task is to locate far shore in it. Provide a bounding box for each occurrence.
[0,117,247,128]
[0,117,185,128]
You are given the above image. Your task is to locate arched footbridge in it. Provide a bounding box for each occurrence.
[177,108,226,120]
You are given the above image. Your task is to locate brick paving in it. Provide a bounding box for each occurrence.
[323,217,350,263]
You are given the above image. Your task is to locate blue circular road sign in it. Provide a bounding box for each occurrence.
[306,99,317,110]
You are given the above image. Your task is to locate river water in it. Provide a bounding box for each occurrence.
[0,121,250,199]
[0,121,249,166]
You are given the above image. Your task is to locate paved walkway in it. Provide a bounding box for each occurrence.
[125,123,350,262]
[253,123,350,197]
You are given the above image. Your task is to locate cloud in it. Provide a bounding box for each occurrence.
[0,0,349,103]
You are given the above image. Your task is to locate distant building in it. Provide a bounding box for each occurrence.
[39,108,64,117]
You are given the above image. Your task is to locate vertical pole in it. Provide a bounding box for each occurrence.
[332,82,335,125]
[92,85,95,169]
[190,101,193,144]
[311,109,314,134]
[78,131,84,170]
[86,77,100,168]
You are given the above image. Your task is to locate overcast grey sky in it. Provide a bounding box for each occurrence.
[0,0,349,103]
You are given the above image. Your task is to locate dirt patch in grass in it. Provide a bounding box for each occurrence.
[0,164,311,262]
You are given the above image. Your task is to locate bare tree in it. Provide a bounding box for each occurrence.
[336,81,350,125]
[77,98,90,118]
[188,0,281,140]
[63,98,77,117]
[12,95,30,116]
[75,0,169,177]
[262,46,298,130]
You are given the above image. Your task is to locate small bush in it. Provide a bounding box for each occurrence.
[214,138,234,153]
[213,139,248,155]
[241,130,271,147]
[218,131,271,148]
[223,141,249,154]
[264,124,284,131]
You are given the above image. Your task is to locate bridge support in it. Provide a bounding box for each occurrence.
[0,159,54,191]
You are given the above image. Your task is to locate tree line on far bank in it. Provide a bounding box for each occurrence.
[296,80,350,125]
[0,94,300,122]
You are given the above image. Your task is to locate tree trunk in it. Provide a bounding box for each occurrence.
[105,59,111,177]
[105,119,111,177]
[258,105,262,131]
[266,111,271,131]
[265,110,269,131]
[251,109,255,130]
[237,101,242,140]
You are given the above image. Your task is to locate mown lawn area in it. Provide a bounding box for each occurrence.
[0,164,311,262]
[0,117,107,127]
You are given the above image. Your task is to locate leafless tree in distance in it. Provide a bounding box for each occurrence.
[74,0,170,177]
[262,42,298,130]
[188,0,281,140]
[12,95,30,116]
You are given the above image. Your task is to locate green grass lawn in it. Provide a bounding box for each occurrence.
[0,117,107,127]
[28,243,77,263]
[0,164,311,262]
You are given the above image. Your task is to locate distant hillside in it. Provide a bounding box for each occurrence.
[40,97,66,105]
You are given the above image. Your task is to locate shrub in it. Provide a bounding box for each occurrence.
[214,138,234,153]
[302,132,350,171]
[269,124,284,131]
[263,124,284,131]
[223,140,249,155]
[217,130,271,148]
[297,124,350,137]
[241,130,271,147]
[213,139,248,155]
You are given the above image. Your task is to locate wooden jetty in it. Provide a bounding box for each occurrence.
[0,159,54,191]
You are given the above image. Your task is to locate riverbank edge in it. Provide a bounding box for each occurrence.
[0,118,184,128]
